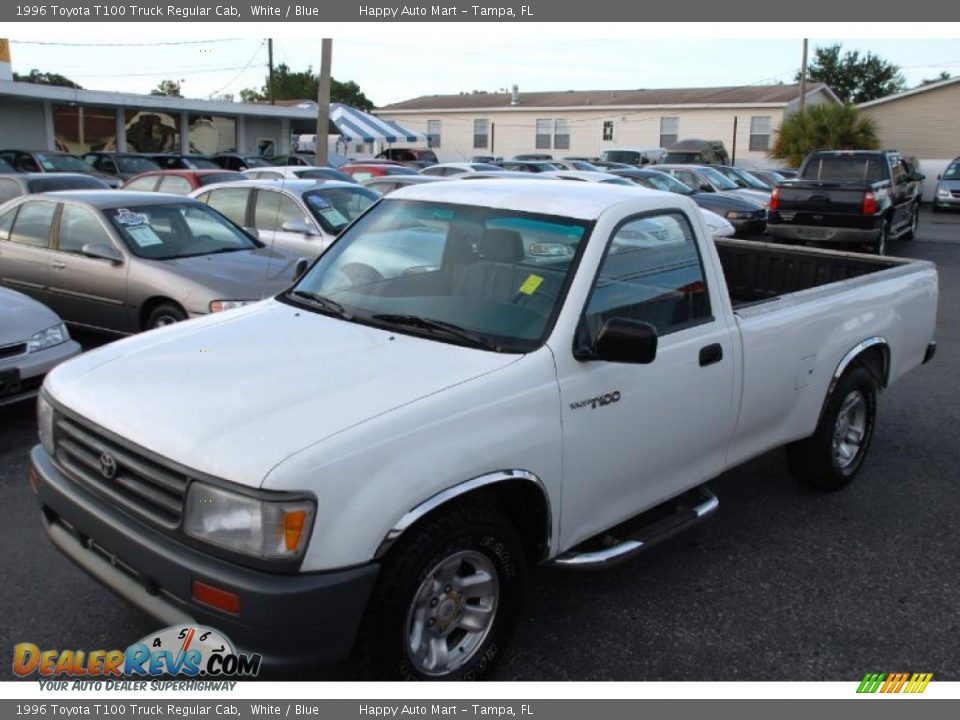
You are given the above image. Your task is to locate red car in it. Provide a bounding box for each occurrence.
[121,169,243,195]
[338,163,420,181]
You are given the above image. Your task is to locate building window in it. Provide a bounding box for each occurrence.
[473,119,489,149]
[602,120,614,142]
[749,116,771,151]
[554,119,570,150]
[659,117,679,148]
[188,114,237,154]
[52,105,118,154]
[427,119,441,149]
[535,119,552,150]
[124,110,181,153]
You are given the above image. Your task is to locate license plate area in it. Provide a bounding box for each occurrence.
[797,227,829,240]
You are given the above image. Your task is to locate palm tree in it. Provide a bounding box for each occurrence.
[771,104,880,167]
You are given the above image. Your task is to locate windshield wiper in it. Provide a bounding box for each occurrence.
[290,290,353,320]
[371,313,500,351]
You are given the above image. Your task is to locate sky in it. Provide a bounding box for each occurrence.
[6,37,960,107]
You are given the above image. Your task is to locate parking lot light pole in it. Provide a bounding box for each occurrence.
[316,38,332,166]
[799,38,809,112]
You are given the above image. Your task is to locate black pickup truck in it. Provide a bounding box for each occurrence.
[767,150,924,255]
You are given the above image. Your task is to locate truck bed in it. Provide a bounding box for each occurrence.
[715,239,912,309]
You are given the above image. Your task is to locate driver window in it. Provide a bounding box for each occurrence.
[58,205,113,254]
[255,191,306,232]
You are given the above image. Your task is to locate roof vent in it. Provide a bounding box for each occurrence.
[510,85,519,106]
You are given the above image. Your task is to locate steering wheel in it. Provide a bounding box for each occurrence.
[339,262,384,286]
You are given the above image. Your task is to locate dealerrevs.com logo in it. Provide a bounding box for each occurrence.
[13,626,261,681]
[857,672,933,694]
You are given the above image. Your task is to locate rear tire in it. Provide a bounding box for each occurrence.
[787,366,878,491]
[145,303,187,330]
[353,501,526,680]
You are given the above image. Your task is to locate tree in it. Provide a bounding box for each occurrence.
[797,44,905,104]
[150,79,182,97]
[771,104,880,168]
[919,71,951,87]
[239,63,375,110]
[13,69,81,89]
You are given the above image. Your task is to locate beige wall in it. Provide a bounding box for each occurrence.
[379,105,788,167]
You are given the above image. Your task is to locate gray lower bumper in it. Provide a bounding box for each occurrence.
[0,340,81,407]
[767,225,881,244]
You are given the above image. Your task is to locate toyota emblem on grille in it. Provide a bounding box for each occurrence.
[99,452,117,480]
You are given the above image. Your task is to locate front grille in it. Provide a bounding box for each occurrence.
[0,343,27,360]
[951,190,960,198]
[54,416,189,528]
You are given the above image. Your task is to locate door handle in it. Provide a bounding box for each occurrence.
[50,261,67,270]
[699,343,723,367]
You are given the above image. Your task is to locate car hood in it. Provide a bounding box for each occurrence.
[693,192,764,211]
[937,179,960,191]
[0,287,60,344]
[153,246,300,299]
[44,299,520,487]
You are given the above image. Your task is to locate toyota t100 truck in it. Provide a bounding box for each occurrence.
[29,180,938,680]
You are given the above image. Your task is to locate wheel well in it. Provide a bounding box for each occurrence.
[139,297,183,330]
[853,344,890,389]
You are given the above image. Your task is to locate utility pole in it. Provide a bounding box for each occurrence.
[316,38,333,166]
[267,39,275,105]
[799,38,809,112]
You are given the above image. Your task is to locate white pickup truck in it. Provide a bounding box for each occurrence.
[30,180,938,680]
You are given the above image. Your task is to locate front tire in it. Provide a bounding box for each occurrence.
[786,365,878,491]
[354,501,526,680]
[873,220,890,255]
[902,204,920,241]
[145,302,187,330]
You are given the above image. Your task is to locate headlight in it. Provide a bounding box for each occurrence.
[37,394,55,455]
[725,210,751,220]
[937,187,951,198]
[209,300,257,313]
[27,323,68,353]
[183,482,315,560]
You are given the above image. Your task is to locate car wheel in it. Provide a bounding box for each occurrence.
[786,365,878,491]
[145,303,187,330]
[353,501,526,680]
[873,220,890,255]
[902,205,920,241]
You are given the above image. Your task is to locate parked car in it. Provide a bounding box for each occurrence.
[598,147,665,166]
[932,157,960,212]
[496,160,562,173]
[748,169,790,188]
[471,155,503,164]
[361,176,448,195]
[656,164,771,207]
[0,191,301,333]
[267,154,315,167]
[421,163,504,177]
[81,152,161,183]
[589,160,634,171]
[662,139,730,165]
[0,173,110,204]
[513,153,554,161]
[30,180,937,680]
[375,148,439,166]
[242,166,356,183]
[712,165,776,191]
[549,159,601,171]
[193,180,379,259]
[211,153,273,171]
[144,154,222,170]
[456,171,554,181]
[122,169,243,195]
[0,287,81,408]
[0,149,121,188]
[338,163,420,181]
[767,149,924,255]
[612,168,767,237]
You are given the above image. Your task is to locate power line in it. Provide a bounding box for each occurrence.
[11,39,241,47]
[208,41,267,98]
[66,64,267,79]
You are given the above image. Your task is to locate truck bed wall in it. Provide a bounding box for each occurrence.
[715,239,902,306]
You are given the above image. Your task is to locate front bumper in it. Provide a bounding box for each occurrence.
[767,224,881,244]
[729,217,767,237]
[933,195,960,209]
[0,340,81,408]
[30,445,379,671]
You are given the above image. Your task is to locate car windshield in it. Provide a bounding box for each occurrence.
[37,154,89,172]
[729,168,771,189]
[188,157,219,169]
[244,156,271,168]
[27,176,108,192]
[943,163,960,180]
[288,199,591,352]
[634,173,695,195]
[197,172,243,186]
[116,156,161,173]
[302,186,379,234]
[297,168,354,182]
[698,167,739,190]
[104,203,260,259]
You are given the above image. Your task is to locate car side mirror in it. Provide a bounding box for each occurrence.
[700,183,714,192]
[593,318,658,364]
[911,172,925,182]
[281,218,319,236]
[294,257,311,281]
[81,242,123,264]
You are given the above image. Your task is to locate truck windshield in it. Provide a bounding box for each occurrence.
[289,199,592,352]
[601,151,641,164]
[801,157,886,183]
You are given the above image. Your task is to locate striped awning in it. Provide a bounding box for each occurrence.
[330,103,426,143]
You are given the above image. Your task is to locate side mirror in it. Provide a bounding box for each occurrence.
[81,242,123,264]
[281,218,319,236]
[911,172,925,182]
[700,183,715,192]
[294,257,311,281]
[593,318,658,364]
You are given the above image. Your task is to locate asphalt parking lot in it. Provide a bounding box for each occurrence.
[1,208,958,681]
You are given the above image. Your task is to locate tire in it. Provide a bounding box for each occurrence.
[145,303,187,330]
[354,501,526,680]
[902,205,920,241]
[873,220,890,256]
[786,365,878,491]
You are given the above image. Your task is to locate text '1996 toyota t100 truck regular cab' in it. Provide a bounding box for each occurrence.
[29,180,938,679]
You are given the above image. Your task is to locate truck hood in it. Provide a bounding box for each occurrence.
[44,299,520,487]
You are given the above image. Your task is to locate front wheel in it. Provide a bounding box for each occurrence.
[145,302,187,330]
[786,365,878,491]
[873,220,890,255]
[902,205,920,241]
[353,502,526,680]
